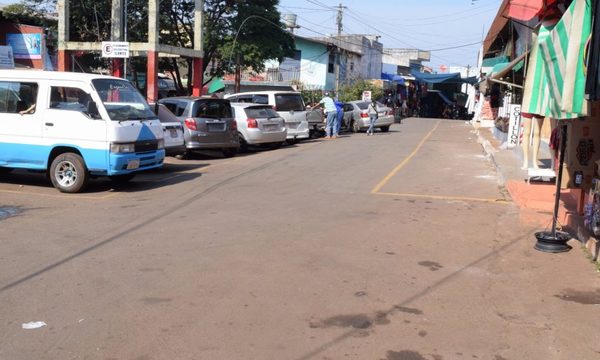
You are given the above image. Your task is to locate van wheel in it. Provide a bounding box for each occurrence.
[50,153,88,193]
[110,173,136,184]
[222,148,237,158]
[380,126,390,132]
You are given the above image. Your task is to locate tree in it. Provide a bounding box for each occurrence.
[15,0,295,90]
[338,79,384,103]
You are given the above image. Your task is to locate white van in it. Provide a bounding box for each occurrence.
[0,70,165,193]
[224,91,309,143]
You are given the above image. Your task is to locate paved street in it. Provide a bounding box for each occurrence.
[1,118,599,360]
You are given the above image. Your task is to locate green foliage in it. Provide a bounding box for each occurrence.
[338,79,384,103]
[300,89,323,107]
[14,0,295,85]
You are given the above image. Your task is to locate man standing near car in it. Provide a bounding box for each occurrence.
[318,92,338,139]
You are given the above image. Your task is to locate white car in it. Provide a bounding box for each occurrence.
[230,103,287,151]
[151,103,185,156]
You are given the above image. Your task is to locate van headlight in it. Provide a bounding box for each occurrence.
[157,139,164,149]
[110,142,135,153]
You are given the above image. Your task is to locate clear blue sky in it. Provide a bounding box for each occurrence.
[278,0,503,71]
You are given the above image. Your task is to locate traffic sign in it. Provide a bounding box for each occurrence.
[101,41,129,58]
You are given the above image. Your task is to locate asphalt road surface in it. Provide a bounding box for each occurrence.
[1,118,599,360]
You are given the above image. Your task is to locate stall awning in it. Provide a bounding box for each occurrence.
[505,0,559,21]
[409,71,461,84]
[489,51,529,80]
[381,73,405,85]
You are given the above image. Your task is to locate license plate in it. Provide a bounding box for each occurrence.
[264,124,277,131]
[126,159,140,170]
[169,129,178,138]
[208,123,225,132]
[286,123,299,130]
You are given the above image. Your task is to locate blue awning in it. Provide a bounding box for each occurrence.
[381,73,406,85]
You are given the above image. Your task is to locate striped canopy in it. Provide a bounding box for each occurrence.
[521,0,592,120]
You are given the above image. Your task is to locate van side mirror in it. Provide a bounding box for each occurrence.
[87,101,101,119]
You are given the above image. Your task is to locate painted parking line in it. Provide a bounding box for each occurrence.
[0,188,119,200]
[374,191,510,204]
[371,121,441,194]
[371,121,510,204]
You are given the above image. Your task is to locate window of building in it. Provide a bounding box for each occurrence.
[328,53,335,74]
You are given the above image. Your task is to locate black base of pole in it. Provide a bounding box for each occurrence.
[534,231,572,253]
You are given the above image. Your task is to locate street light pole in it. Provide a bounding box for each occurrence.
[335,3,345,95]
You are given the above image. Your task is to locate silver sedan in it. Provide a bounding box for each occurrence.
[342,101,395,133]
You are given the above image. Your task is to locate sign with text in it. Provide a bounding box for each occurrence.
[361,91,372,102]
[6,33,42,59]
[101,42,129,58]
[507,104,521,148]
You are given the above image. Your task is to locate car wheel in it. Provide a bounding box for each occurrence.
[238,135,249,152]
[110,173,136,184]
[49,153,88,193]
[286,138,298,145]
[380,125,390,132]
[267,142,282,150]
[351,120,360,133]
[222,148,237,158]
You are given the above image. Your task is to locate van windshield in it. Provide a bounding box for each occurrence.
[92,79,157,121]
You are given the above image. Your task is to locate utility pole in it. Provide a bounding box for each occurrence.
[335,3,346,95]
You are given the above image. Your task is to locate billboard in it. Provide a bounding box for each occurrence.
[6,33,42,60]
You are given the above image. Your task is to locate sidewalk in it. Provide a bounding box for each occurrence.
[473,122,599,263]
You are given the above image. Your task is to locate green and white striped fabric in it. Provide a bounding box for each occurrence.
[522,0,592,120]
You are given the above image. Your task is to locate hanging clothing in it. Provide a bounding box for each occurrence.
[586,0,600,101]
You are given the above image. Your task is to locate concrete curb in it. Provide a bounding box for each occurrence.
[472,124,507,187]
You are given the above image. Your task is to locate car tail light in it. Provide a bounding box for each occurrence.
[386,110,393,116]
[230,120,238,130]
[360,112,369,118]
[184,118,197,131]
[247,118,258,128]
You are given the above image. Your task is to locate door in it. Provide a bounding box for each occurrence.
[0,80,44,168]
[44,83,108,171]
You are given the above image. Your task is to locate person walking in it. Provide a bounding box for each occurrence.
[334,98,344,135]
[318,92,338,139]
[366,99,378,135]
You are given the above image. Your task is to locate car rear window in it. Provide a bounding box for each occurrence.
[244,106,279,119]
[356,102,369,110]
[275,94,304,112]
[155,104,179,123]
[194,100,232,118]
[253,95,268,104]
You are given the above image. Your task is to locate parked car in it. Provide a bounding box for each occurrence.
[224,91,310,143]
[342,101,395,133]
[230,103,287,151]
[306,107,325,136]
[158,96,239,157]
[149,103,185,156]
[158,74,178,99]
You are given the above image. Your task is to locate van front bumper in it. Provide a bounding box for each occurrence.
[107,150,165,175]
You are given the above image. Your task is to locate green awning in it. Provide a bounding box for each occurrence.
[481,55,509,68]
[207,78,225,93]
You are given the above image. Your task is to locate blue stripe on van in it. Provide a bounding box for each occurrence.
[0,142,164,174]
[137,124,158,141]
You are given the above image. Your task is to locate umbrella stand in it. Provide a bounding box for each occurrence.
[534,123,572,253]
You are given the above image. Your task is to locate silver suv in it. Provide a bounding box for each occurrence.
[158,97,239,157]
[225,91,310,144]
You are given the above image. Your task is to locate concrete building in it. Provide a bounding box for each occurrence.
[382,48,431,76]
